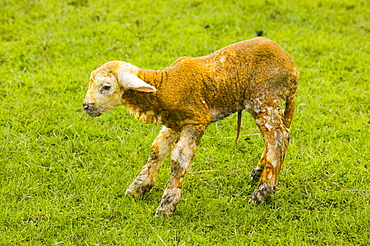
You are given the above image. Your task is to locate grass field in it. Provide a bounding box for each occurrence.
[1,0,369,245]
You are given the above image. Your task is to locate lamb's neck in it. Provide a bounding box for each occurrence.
[122,69,165,124]
[137,68,165,89]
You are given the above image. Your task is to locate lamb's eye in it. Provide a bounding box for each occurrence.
[102,85,111,91]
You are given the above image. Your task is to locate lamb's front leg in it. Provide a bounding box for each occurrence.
[155,124,206,217]
[126,126,179,198]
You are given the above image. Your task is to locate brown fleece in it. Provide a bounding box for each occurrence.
[122,37,298,132]
[83,37,299,216]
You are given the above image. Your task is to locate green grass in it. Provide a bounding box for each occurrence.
[1,0,369,244]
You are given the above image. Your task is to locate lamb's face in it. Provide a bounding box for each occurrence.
[83,72,124,117]
[83,61,156,117]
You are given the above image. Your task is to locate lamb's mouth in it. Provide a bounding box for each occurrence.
[83,104,103,117]
[85,111,102,117]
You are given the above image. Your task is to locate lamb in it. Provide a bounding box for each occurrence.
[83,37,299,217]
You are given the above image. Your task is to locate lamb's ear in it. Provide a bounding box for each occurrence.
[118,72,157,92]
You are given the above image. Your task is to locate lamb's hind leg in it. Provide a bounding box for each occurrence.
[126,126,180,198]
[249,103,290,203]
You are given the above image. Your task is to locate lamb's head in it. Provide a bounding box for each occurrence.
[83,61,157,117]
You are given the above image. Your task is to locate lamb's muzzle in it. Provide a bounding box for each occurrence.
[82,37,299,216]
[83,103,101,117]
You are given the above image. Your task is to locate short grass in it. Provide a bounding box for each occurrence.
[1,0,369,245]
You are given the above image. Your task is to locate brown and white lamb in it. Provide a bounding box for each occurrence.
[83,37,299,216]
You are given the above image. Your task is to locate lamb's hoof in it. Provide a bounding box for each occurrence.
[125,189,138,199]
[155,207,175,217]
[249,166,264,182]
[125,184,153,199]
[248,182,274,204]
[155,202,176,217]
[155,195,177,217]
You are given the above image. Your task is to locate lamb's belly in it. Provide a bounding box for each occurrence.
[210,108,237,122]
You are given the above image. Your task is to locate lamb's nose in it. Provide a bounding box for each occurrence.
[82,103,101,117]
[83,103,91,111]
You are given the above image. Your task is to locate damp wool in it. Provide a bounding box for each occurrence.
[83,37,299,216]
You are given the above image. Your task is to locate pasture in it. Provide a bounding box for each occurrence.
[0,0,369,244]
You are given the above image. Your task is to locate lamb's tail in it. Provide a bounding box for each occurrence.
[283,93,296,128]
[284,66,299,128]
